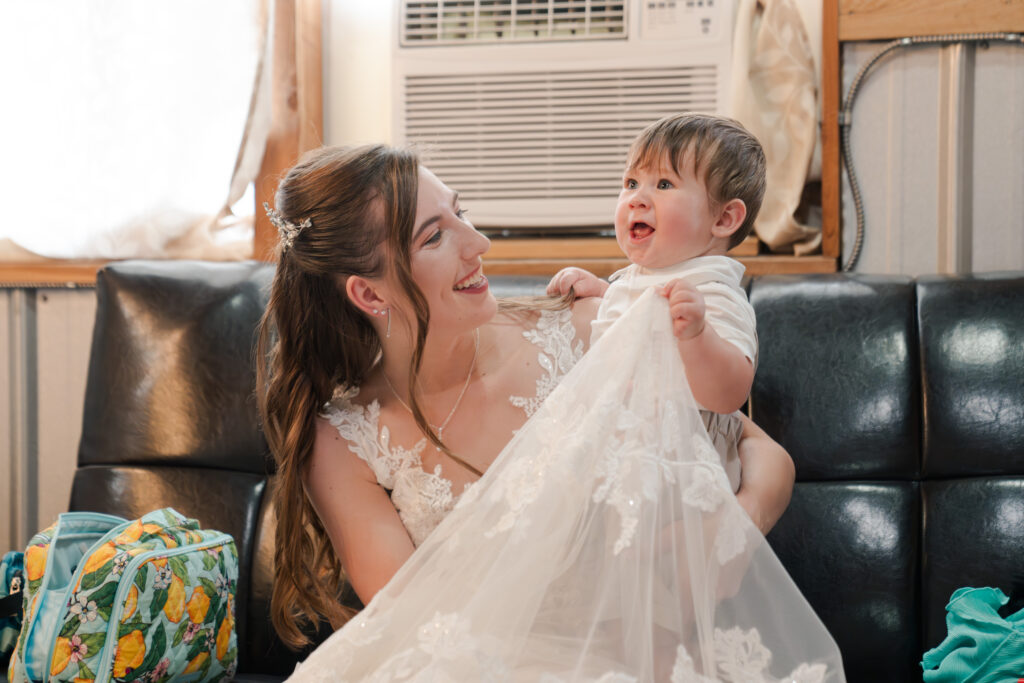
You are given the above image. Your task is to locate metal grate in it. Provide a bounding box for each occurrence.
[404,66,719,203]
[401,1,626,46]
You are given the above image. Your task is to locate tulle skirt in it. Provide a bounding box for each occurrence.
[290,289,845,682]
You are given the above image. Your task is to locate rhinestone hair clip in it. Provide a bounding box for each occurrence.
[263,202,312,251]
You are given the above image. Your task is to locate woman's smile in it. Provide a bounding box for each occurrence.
[454,267,489,292]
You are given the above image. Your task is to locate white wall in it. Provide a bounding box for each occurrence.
[324,0,395,145]
[36,290,96,531]
[841,41,1024,275]
[2,288,95,550]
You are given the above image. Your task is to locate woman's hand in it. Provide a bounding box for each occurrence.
[734,415,795,535]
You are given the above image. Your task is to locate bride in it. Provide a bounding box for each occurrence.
[256,144,844,681]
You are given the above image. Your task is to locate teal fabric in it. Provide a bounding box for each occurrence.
[922,587,1024,682]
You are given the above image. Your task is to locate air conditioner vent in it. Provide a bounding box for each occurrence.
[401,1,626,46]
[405,66,718,208]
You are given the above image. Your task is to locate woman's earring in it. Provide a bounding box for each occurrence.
[385,308,391,338]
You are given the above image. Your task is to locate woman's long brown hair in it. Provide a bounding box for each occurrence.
[256,144,434,648]
[256,145,576,649]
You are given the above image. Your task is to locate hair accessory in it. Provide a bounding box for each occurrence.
[263,202,311,251]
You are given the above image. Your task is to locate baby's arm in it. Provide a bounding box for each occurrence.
[662,278,754,414]
[546,267,609,298]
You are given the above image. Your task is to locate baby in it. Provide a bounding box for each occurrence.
[548,112,766,492]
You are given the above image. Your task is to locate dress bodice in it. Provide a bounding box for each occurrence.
[320,308,584,546]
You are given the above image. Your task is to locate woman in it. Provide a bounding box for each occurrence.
[257,145,838,681]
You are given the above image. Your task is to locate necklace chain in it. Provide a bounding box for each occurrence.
[382,329,479,444]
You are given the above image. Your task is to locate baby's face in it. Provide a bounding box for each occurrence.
[614,155,720,269]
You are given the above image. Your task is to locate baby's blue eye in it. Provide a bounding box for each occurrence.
[625,179,638,189]
[657,179,673,190]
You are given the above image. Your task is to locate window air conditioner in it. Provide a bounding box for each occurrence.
[394,0,734,230]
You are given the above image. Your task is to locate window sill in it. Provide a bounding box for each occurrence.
[0,261,110,288]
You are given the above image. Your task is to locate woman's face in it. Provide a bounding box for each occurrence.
[405,166,496,336]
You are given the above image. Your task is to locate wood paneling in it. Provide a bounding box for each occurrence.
[822,0,842,265]
[839,0,1024,42]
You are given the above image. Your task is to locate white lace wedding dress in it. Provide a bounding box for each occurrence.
[295,292,845,682]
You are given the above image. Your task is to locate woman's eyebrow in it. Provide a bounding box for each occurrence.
[414,191,460,240]
[414,214,441,241]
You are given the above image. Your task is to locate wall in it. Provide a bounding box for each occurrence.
[840,41,1023,274]
[324,0,395,145]
[2,288,95,551]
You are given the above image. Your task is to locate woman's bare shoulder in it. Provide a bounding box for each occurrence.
[308,413,377,488]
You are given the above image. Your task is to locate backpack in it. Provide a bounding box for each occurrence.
[7,508,238,683]
[0,550,25,669]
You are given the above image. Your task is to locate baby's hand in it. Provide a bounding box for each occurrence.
[661,279,706,340]
[546,267,609,298]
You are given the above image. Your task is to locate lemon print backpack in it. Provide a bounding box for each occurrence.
[7,508,238,683]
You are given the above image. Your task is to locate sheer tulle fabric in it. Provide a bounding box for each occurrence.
[290,290,845,682]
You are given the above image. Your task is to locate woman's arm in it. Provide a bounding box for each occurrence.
[734,415,796,535]
[305,417,416,605]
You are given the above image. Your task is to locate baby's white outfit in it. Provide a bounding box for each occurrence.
[591,255,757,492]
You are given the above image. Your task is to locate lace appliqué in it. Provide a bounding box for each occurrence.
[591,396,680,555]
[510,307,584,417]
[366,612,510,682]
[323,309,583,547]
[713,627,828,683]
[322,396,453,547]
[291,610,391,681]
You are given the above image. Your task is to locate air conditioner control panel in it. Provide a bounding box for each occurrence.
[640,0,726,42]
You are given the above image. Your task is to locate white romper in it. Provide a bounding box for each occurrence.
[591,255,757,492]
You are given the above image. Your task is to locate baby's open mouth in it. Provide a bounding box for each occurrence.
[630,222,654,240]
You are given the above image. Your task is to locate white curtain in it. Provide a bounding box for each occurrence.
[0,0,271,260]
[730,0,823,255]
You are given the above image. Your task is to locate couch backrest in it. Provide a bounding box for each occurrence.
[751,272,1024,682]
[71,262,1024,682]
[69,260,305,674]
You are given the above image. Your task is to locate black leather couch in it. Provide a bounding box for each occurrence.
[34,262,1024,681]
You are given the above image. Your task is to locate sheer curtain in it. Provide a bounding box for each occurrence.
[0,1,270,260]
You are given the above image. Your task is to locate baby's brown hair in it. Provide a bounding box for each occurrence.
[627,113,766,249]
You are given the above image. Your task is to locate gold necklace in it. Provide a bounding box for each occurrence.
[381,329,479,446]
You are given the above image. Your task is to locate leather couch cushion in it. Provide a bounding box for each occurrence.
[918,273,1024,476]
[768,481,920,682]
[750,274,921,480]
[79,260,274,473]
